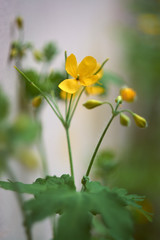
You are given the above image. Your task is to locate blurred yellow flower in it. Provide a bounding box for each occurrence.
[58,54,99,94]
[32,96,42,108]
[120,87,136,102]
[138,14,160,35]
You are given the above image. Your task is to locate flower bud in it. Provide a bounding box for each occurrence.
[33,50,43,61]
[120,87,136,102]
[115,95,122,104]
[17,148,39,169]
[120,113,130,127]
[15,16,23,29]
[133,113,148,128]
[32,96,42,108]
[83,99,103,109]
[10,48,18,59]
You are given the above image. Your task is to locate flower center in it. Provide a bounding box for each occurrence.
[76,74,80,80]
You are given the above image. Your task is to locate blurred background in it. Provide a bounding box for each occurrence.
[0,0,160,240]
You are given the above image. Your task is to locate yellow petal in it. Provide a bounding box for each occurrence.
[85,86,105,95]
[80,75,98,86]
[78,56,97,78]
[58,79,80,94]
[66,54,78,78]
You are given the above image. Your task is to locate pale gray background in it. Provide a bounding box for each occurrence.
[0,0,130,239]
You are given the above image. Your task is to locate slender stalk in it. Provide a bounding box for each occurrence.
[65,127,74,182]
[68,87,85,124]
[49,92,65,122]
[66,94,73,122]
[14,66,65,126]
[6,164,32,240]
[85,101,121,177]
[85,114,115,177]
[65,93,68,118]
[94,58,109,75]
[37,136,48,177]
[120,109,134,115]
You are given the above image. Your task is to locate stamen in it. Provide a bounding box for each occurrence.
[76,74,80,80]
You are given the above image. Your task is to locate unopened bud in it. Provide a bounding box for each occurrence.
[15,16,23,29]
[10,48,18,59]
[120,113,130,127]
[83,99,103,109]
[133,113,148,128]
[32,96,42,108]
[120,87,136,102]
[115,95,122,104]
[33,50,43,61]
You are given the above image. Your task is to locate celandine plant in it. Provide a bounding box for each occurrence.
[0,52,152,240]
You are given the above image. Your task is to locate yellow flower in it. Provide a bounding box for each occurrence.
[120,87,136,102]
[58,54,99,94]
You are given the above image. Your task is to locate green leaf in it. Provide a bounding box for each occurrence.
[43,42,57,62]
[0,174,74,195]
[0,175,151,240]
[113,188,153,222]
[85,181,134,240]
[55,193,92,240]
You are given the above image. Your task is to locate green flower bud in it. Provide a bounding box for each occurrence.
[133,113,148,128]
[15,16,23,29]
[120,113,130,127]
[83,99,103,109]
[10,48,18,59]
[32,96,42,108]
[33,50,43,61]
[115,95,122,104]
[17,148,39,169]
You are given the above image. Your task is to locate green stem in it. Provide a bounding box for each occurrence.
[14,66,65,126]
[65,93,68,118]
[85,102,121,177]
[94,58,109,75]
[66,94,73,122]
[49,92,65,122]
[104,101,114,113]
[120,109,134,115]
[6,164,32,240]
[37,135,48,177]
[85,114,115,177]
[68,87,85,124]
[65,127,74,182]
